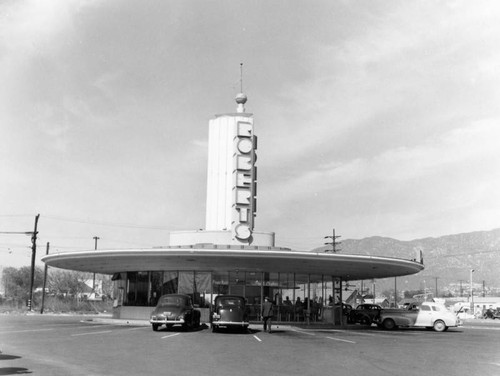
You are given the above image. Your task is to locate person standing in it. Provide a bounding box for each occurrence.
[262,297,274,333]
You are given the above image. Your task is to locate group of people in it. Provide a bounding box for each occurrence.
[261,295,326,328]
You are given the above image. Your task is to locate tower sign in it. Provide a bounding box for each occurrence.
[232,120,257,241]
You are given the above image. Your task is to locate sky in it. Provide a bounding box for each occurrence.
[1,0,499,268]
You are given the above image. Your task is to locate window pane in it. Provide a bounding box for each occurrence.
[162,271,178,295]
[150,271,163,306]
[178,271,194,295]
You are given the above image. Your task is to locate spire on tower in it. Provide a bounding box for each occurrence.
[235,63,247,113]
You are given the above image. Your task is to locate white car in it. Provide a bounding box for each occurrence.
[376,302,462,332]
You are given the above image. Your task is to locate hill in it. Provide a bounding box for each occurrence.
[312,228,500,295]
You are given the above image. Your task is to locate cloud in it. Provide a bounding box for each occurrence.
[265,118,499,200]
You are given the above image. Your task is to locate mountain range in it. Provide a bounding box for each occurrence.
[311,228,500,296]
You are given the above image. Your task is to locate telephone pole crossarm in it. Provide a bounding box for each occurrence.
[324,228,342,253]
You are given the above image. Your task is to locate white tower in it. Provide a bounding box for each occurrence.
[205,92,257,244]
[169,83,274,248]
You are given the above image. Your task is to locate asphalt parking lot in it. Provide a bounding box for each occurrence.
[1,314,499,376]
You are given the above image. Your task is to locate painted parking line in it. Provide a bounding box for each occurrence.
[71,330,113,337]
[0,328,54,334]
[253,335,262,342]
[290,329,316,336]
[326,336,356,344]
[322,329,376,337]
[161,333,181,339]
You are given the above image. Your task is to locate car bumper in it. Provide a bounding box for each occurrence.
[212,321,249,327]
[150,318,185,325]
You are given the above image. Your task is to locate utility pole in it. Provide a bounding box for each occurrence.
[434,277,439,298]
[324,228,341,253]
[470,269,475,315]
[41,242,49,314]
[394,277,397,308]
[372,279,376,304]
[28,214,40,311]
[92,236,99,294]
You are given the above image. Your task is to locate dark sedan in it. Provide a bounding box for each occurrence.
[350,303,382,325]
[150,294,201,331]
[211,295,249,332]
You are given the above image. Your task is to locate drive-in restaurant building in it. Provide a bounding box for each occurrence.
[42,92,424,325]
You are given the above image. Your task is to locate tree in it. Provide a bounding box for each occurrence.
[2,266,44,301]
[48,269,90,298]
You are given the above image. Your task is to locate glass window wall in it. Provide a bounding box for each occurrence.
[118,269,344,325]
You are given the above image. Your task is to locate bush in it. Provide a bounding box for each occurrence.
[0,295,113,314]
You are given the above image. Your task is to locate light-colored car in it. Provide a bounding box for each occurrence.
[375,302,462,332]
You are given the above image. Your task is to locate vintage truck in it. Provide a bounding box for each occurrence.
[374,301,462,332]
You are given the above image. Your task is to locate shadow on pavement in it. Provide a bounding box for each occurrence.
[0,355,21,361]
[0,367,32,375]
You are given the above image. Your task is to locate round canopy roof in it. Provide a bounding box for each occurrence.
[42,246,424,281]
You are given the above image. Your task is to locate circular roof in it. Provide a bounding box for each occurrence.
[42,246,424,281]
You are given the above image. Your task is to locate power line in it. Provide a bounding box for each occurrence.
[0,232,33,236]
[43,215,169,230]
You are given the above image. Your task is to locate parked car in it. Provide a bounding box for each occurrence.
[483,308,500,320]
[375,302,462,332]
[211,295,249,332]
[350,303,382,325]
[150,294,201,331]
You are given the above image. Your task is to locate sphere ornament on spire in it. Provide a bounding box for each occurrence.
[236,92,247,104]
[235,92,247,113]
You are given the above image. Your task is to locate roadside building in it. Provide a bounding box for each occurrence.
[43,91,424,325]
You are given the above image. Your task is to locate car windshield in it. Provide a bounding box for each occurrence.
[217,297,244,307]
[157,296,186,306]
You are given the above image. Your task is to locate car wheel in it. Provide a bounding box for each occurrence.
[212,325,217,333]
[152,324,159,331]
[359,316,371,326]
[433,320,446,332]
[383,319,396,330]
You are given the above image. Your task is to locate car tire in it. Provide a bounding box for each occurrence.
[383,319,396,330]
[433,320,446,332]
[212,325,217,333]
[152,324,159,331]
[359,316,371,326]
